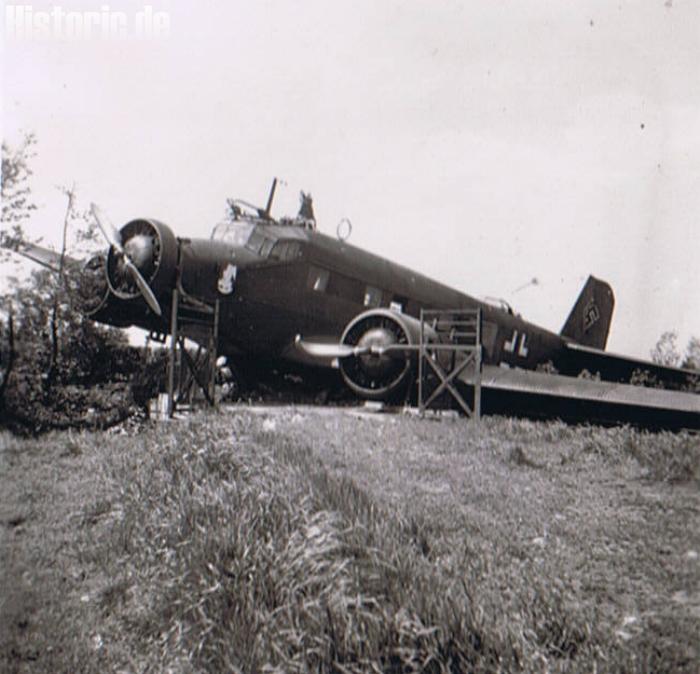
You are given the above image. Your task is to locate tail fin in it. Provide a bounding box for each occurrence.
[560,276,614,350]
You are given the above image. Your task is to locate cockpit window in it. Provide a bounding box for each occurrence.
[212,221,287,259]
[270,240,302,261]
[244,228,279,257]
[210,221,255,246]
[245,229,266,254]
[260,237,276,257]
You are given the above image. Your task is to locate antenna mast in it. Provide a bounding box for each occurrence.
[263,177,278,219]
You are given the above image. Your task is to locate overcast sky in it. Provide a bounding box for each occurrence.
[3,0,699,357]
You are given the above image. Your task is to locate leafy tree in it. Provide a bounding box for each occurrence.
[1,135,160,432]
[0,135,36,414]
[681,336,700,371]
[650,331,681,367]
[650,331,700,372]
[1,132,37,248]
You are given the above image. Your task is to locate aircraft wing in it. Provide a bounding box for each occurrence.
[562,342,699,390]
[6,241,78,273]
[459,364,700,430]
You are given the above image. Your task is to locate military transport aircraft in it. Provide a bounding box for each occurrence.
[8,179,700,428]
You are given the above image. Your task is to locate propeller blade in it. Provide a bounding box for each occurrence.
[294,336,368,359]
[90,203,123,251]
[124,258,162,317]
[369,343,418,357]
[294,336,419,360]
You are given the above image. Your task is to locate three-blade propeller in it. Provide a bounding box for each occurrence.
[90,203,162,317]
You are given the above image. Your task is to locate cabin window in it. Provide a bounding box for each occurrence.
[308,266,329,292]
[390,295,408,313]
[364,285,382,307]
[327,273,364,302]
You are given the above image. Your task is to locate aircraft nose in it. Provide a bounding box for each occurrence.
[123,234,154,272]
[107,223,159,299]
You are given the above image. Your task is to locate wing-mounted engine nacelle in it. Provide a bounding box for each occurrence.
[73,253,110,316]
[339,308,436,401]
[106,219,178,301]
[66,253,136,326]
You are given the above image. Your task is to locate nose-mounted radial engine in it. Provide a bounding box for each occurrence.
[91,205,179,317]
[104,219,178,305]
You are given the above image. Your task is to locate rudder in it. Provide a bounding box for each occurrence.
[560,276,614,350]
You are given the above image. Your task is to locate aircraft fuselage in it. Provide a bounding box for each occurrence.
[90,217,569,376]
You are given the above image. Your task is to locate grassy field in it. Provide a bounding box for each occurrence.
[1,407,698,672]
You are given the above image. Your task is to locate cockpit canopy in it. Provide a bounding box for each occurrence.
[210,220,255,247]
[210,220,307,262]
[211,183,315,261]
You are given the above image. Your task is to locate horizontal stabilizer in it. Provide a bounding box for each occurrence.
[563,342,699,390]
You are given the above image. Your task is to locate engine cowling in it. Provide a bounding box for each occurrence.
[106,219,178,300]
[339,309,435,401]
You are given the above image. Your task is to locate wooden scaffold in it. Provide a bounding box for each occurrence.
[418,308,482,419]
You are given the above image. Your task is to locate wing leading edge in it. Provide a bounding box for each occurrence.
[5,241,78,273]
[457,364,700,430]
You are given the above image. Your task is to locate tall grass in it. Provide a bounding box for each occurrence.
[94,414,665,673]
[4,414,697,672]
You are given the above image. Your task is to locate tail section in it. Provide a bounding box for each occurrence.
[560,276,614,350]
